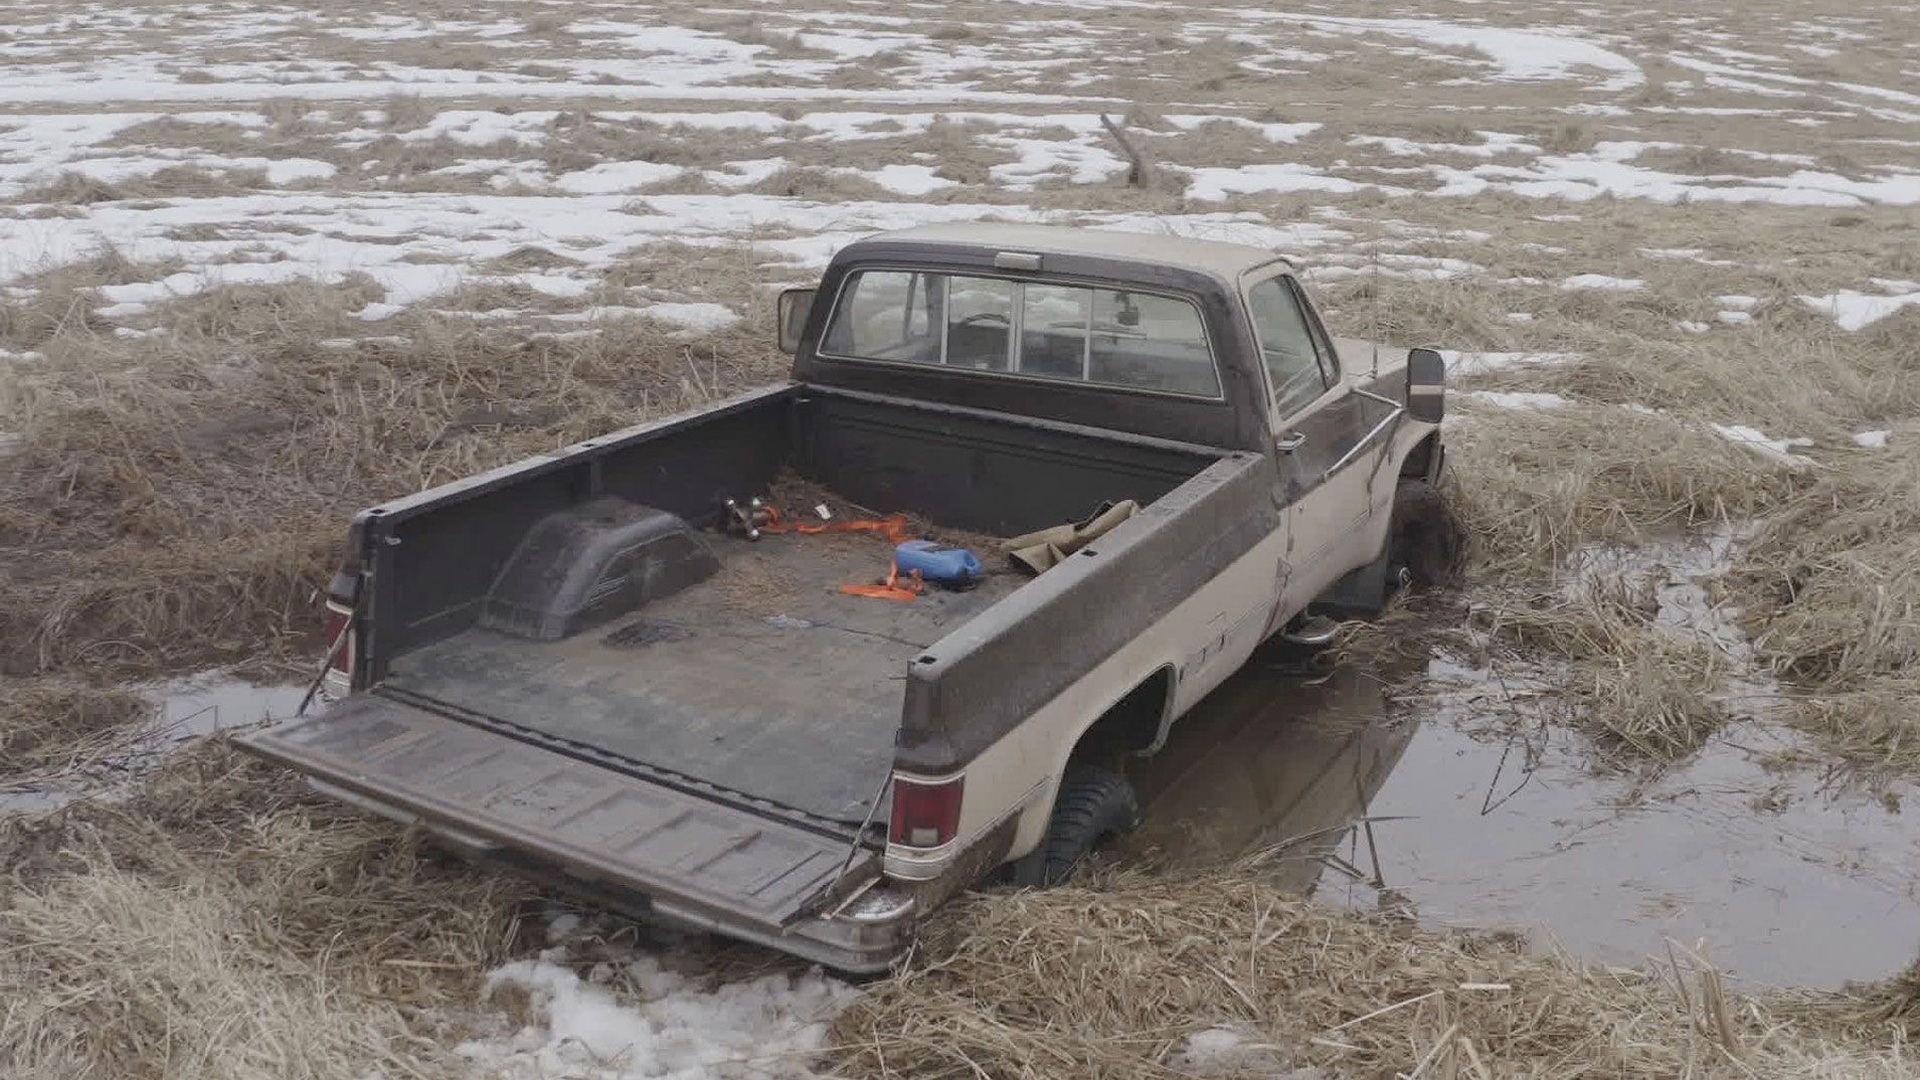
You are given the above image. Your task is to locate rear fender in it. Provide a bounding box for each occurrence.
[1006,664,1179,862]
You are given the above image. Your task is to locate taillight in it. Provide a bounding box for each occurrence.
[888,775,963,848]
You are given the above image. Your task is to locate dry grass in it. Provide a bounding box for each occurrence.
[1444,402,1797,574]
[0,740,532,1079]
[1469,578,1731,760]
[829,867,1920,1079]
[0,677,149,774]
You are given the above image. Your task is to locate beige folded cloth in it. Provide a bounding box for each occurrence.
[1004,500,1139,575]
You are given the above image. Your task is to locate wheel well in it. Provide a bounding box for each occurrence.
[1400,432,1441,481]
[1068,667,1174,768]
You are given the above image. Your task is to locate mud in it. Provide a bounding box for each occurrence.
[1128,650,1920,990]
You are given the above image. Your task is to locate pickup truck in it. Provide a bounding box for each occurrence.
[240,223,1449,973]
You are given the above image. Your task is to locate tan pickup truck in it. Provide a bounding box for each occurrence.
[240,224,1451,972]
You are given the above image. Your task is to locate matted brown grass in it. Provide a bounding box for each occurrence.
[0,740,533,1080]
[829,867,1920,1079]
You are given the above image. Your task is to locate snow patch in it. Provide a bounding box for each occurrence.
[1801,290,1920,331]
[641,302,740,333]
[1277,17,1644,90]
[1163,115,1321,143]
[1465,391,1573,409]
[458,955,855,1080]
[1561,273,1644,292]
[704,158,788,189]
[400,109,557,146]
[1717,310,1753,325]
[1440,351,1582,376]
[1183,163,1368,201]
[1710,423,1813,466]
[552,161,685,194]
[837,163,956,196]
[1853,430,1892,449]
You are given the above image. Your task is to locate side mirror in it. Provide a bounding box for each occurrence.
[1406,347,1445,424]
[777,288,816,355]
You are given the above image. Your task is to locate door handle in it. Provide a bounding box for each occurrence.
[1276,431,1307,453]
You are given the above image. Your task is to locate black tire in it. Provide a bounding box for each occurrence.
[1388,478,1465,590]
[1008,766,1139,887]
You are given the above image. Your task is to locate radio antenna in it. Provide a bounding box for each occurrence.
[1369,229,1382,378]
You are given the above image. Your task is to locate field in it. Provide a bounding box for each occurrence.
[2,0,1918,1075]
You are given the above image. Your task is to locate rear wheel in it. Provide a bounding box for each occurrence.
[1008,766,1139,886]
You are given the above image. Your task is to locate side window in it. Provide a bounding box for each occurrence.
[821,271,940,364]
[1247,277,1329,418]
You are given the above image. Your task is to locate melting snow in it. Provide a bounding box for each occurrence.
[1163,115,1321,143]
[1264,16,1644,91]
[839,163,957,196]
[1183,163,1367,201]
[1561,273,1645,292]
[1710,424,1813,466]
[1465,391,1573,409]
[1717,310,1753,325]
[1853,430,1892,449]
[1440,351,1582,376]
[1801,290,1920,331]
[553,162,685,195]
[641,303,741,333]
[705,158,789,189]
[457,954,855,1080]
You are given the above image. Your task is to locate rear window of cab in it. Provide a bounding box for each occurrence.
[819,269,1223,399]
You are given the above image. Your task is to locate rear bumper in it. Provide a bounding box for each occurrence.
[310,778,917,975]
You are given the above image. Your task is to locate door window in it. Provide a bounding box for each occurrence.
[1247,277,1330,418]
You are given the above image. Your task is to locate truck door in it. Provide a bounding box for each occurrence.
[1245,272,1396,615]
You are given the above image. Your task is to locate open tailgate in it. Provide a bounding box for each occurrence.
[239,694,877,933]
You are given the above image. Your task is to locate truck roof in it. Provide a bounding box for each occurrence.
[849,223,1295,282]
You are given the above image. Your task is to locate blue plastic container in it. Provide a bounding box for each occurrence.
[894,540,983,587]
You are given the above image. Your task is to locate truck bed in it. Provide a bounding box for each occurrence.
[383,529,1025,822]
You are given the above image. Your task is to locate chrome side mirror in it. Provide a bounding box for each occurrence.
[777,288,815,355]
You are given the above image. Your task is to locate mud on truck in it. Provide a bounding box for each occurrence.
[240,224,1451,973]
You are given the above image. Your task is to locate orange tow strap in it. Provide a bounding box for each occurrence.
[840,562,924,601]
[758,506,924,601]
[757,506,917,544]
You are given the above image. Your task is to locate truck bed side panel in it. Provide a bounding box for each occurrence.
[897,450,1280,773]
[359,386,795,681]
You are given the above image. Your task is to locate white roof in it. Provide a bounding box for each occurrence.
[852,223,1295,281]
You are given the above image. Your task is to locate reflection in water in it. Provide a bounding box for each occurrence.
[1131,647,1920,990]
[1127,661,1414,897]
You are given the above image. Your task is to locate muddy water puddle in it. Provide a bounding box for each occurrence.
[0,673,306,812]
[1128,654,1920,990]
